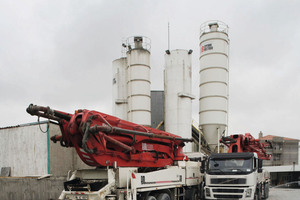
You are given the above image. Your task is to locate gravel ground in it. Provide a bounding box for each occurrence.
[268,188,300,200]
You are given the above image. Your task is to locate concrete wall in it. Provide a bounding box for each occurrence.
[48,122,75,176]
[0,121,96,200]
[282,141,299,165]
[0,121,93,177]
[48,122,94,173]
[0,123,48,176]
[0,177,64,200]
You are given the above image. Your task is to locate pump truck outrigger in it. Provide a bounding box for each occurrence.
[27,104,205,200]
[204,134,272,200]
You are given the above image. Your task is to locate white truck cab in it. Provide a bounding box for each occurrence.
[204,152,269,200]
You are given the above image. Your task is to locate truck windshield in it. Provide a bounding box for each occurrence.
[208,158,253,174]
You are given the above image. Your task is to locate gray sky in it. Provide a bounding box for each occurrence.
[1,0,299,140]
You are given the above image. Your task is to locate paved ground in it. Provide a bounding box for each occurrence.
[268,188,300,200]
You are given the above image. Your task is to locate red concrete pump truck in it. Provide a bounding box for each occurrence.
[27,104,205,200]
[204,133,272,200]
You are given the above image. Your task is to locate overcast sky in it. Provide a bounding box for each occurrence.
[1,0,299,140]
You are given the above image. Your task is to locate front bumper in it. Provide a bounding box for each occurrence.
[204,186,256,199]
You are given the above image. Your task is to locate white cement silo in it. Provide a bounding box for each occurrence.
[112,57,128,120]
[126,36,151,126]
[199,21,229,152]
[164,49,194,152]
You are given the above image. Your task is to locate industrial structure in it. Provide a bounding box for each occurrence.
[112,22,231,154]
[164,49,195,152]
[199,21,229,153]
[112,36,151,127]
[126,36,151,126]
[112,57,128,120]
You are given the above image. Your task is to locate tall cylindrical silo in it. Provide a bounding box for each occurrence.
[164,49,194,152]
[199,21,229,152]
[126,36,151,126]
[112,57,128,120]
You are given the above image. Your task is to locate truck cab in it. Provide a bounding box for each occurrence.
[204,152,269,200]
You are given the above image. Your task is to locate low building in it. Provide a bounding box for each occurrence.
[264,165,300,187]
[259,133,299,166]
[259,133,300,186]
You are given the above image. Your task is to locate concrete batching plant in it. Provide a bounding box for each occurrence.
[113,21,230,153]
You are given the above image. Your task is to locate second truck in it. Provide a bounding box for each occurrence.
[204,134,271,200]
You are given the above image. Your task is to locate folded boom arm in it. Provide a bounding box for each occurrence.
[27,104,191,167]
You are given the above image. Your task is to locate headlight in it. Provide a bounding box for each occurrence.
[246,188,252,197]
[205,188,211,197]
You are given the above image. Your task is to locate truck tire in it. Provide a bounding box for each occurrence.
[254,186,262,200]
[157,193,171,200]
[263,183,269,199]
[146,196,157,200]
[186,188,198,200]
[200,182,205,200]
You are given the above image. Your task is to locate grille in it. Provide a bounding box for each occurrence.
[212,188,244,193]
[211,178,246,184]
[214,194,243,199]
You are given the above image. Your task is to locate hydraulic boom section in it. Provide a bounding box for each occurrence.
[27,104,192,168]
[220,133,272,160]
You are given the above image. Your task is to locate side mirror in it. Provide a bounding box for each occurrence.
[200,160,206,173]
[258,159,263,173]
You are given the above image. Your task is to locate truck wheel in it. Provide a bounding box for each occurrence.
[263,183,269,199]
[254,187,262,200]
[186,188,198,200]
[146,196,157,200]
[200,182,205,200]
[157,193,171,200]
[254,192,258,200]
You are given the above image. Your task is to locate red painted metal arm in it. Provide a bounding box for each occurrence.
[26,104,191,167]
[221,133,272,160]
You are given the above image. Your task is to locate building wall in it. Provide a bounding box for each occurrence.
[270,171,300,186]
[0,177,64,200]
[282,141,298,165]
[0,122,92,177]
[48,123,93,172]
[0,123,48,176]
[49,123,76,176]
[262,137,299,166]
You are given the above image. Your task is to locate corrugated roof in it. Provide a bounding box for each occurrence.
[260,135,299,141]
